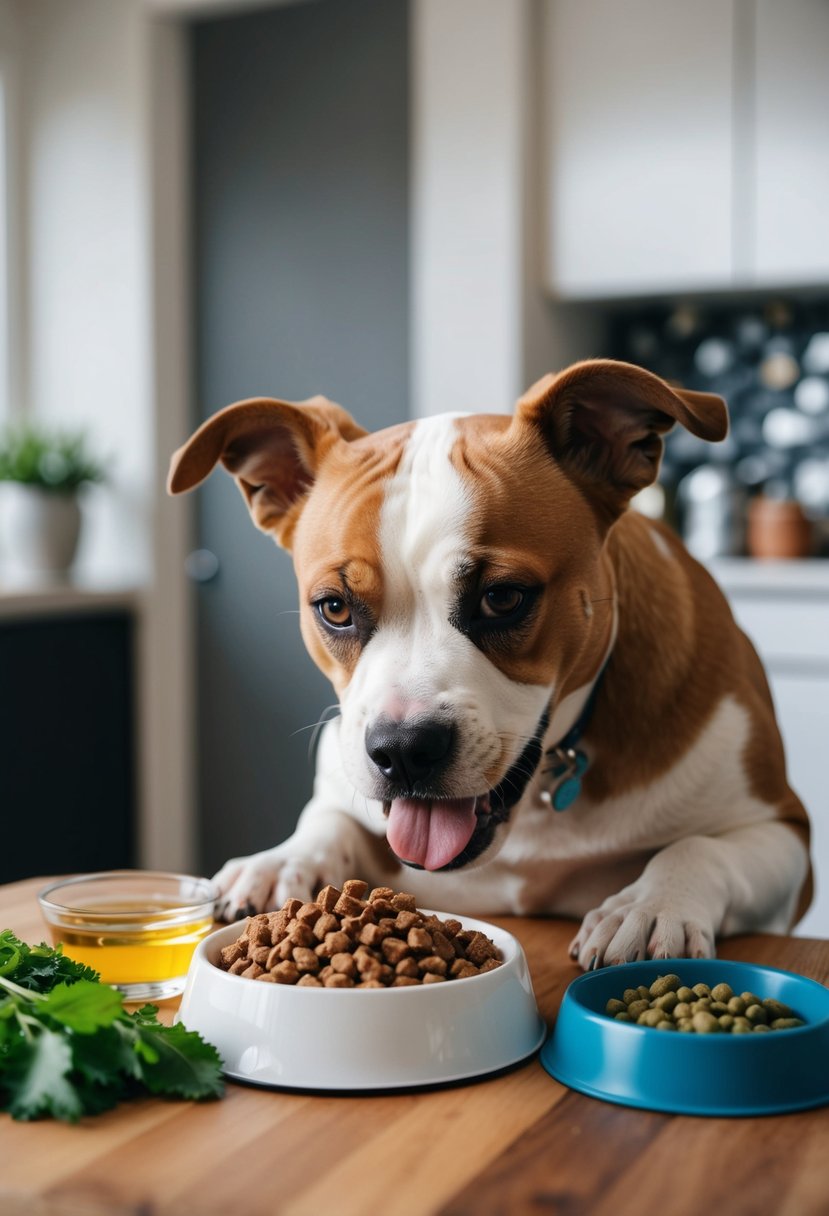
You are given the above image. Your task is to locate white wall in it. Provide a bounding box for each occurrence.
[18,0,152,584]
[8,0,194,872]
[410,0,601,418]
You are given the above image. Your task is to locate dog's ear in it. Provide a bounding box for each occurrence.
[168,395,366,548]
[515,359,727,519]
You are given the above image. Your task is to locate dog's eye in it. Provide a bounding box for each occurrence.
[480,586,524,618]
[317,597,353,628]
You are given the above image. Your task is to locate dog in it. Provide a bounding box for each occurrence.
[169,359,812,968]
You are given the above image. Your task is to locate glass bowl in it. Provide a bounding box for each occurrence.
[39,870,217,1001]
[176,913,546,1090]
[541,958,829,1116]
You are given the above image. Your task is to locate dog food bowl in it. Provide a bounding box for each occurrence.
[177,914,545,1090]
[541,959,829,1116]
[38,871,217,1001]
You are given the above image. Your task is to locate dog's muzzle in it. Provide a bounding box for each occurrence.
[366,709,549,872]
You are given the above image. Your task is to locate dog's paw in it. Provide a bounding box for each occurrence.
[568,888,716,971]
[211,842,337,922]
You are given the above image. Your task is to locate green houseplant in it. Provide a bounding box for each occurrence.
[0,423,105,577]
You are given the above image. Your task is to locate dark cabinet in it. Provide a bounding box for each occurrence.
[0,611,135,883]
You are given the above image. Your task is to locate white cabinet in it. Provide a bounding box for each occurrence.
[753,0,829,286]
[543,0,829,298]
[711,561,829,939]
[544,0,735,297]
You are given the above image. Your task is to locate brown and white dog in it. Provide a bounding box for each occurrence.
[169,359,812,968]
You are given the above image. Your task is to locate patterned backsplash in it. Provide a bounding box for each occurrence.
[609,299,829,556]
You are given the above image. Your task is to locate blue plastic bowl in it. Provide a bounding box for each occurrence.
[541,959,829,1116]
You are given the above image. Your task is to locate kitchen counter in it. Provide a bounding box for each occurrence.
[1,877,828,1216]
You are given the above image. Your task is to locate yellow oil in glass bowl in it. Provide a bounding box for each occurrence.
[39,872,216,1001]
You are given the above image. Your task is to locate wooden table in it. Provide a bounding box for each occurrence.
[2,877,828,1216]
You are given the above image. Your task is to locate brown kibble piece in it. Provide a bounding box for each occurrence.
[395,957,420,978]
[450,959,479,979]
[479,958,502,973]
[292,947,320,973]
[418,955,448,976]
[296,902,323,926]
[422,972,445,984]
[247,915,272,946]
[229,957,250,975]
[333,893,365,918]
[391,892,417,912]
[241,962,264,980]
[381,937,411,965]
[256,972,276,982]
[359,922,390,947]
[342,879,369,899]
[220,942,244,967]
[392,976,420,987]
[272,961,300,985]
[281,898,303,918]
[323,972,354,988]
[407,927,433,953]
[288,922,315,949]
[272,938,295,964]
[317,885,341,912]
[250,945,271,965]
[330,952,357,978]
[431,930,456,962]
[297,974,323,987]
[313,913,339,941]
[369,886,395,902]
[317,930,352,958]
[371,899,396,918]
[394,910,420,933]
[359,979,385,989]
[443,919,462,936]
[465,931,498,966]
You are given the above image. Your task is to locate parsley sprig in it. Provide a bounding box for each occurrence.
[0,930,223,1122]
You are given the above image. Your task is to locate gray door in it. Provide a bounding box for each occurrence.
[191,0,409,873]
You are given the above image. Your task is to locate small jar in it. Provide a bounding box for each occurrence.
[747,497,814,560]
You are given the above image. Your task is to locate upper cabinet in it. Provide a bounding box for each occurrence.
[543,0,829,299]
[753,0,829,286]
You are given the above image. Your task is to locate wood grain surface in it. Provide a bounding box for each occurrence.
[1,877,827,1216]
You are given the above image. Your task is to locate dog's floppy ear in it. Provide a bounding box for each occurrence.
[515,359,727,519]
[167,395,366,548]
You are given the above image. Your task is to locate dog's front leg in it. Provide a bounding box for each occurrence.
[212,721,384,920]
[570,821,809,970]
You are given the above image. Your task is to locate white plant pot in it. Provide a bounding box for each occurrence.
[0,484,82,577]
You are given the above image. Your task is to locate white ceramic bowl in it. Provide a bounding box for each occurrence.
[176,913,545,1090]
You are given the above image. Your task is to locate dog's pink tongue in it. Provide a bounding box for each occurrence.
[387,797,477,871]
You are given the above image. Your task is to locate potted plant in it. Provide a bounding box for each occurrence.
[0,422,105,577]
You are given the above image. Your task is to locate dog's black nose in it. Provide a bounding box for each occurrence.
[365,717,454,790]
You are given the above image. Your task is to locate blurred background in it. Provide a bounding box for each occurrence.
[0,0,826,935]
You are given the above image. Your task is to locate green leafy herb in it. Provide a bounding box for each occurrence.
[0,932,223,1123]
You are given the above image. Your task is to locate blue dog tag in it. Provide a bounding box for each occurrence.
[553,776,581,811]
[551,751,589,811]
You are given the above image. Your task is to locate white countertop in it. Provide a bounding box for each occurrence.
[707,558,829,595]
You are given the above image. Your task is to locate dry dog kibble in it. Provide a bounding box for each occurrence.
[216,880,504,988]
[603,974,805,1033]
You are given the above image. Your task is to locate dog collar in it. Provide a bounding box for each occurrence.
[543,664,607,811]
[542,599,616,812]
